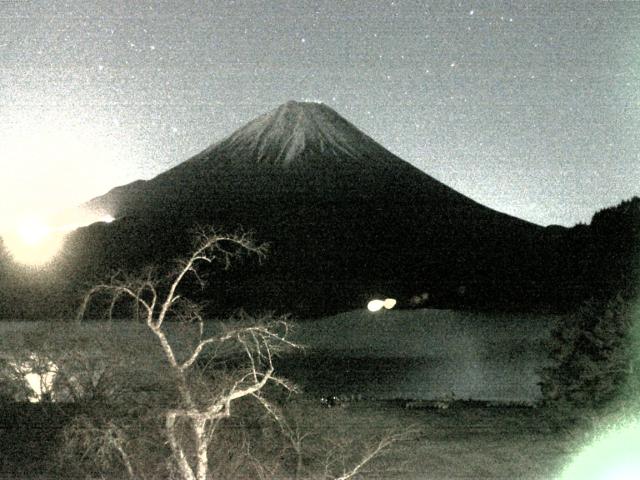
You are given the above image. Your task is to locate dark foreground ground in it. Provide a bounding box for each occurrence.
[0,399,583,480]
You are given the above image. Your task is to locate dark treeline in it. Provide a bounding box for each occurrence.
[545,196,639,308]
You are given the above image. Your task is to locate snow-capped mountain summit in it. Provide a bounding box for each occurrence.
[212,100,396,168]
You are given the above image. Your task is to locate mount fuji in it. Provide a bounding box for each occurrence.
[70,101,554,316]
[86,101,496,214]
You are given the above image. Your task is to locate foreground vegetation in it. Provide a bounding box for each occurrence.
[1,230,413,479]
[1,397,597,479]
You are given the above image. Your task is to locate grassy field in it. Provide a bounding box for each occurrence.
[292,399,578,480]
[0,315,586,479]
[0,398,584,479]
[0,310,557,405]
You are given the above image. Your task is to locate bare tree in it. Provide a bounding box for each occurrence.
[77,229,299,480]
[71,228,415,480]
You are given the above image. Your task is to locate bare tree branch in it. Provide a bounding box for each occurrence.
[179,338,217,371]
[332,428,419,480]
[75,228,293,480]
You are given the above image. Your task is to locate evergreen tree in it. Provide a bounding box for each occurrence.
[540,294,633,410]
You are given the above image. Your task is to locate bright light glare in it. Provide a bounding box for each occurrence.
[9,354,58,403]
[0,109,130,233]
[383,298,397,309]
[3,216,65,266]
[0,107,129,266]
[1,209,117,266]
[367,298,397,312]
[560,419,640,480]
[367,299,385,312]
[17,217,50,246]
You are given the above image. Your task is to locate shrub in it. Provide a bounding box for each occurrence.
[539,294,635,418]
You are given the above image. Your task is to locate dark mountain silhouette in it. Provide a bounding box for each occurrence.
[70,101,554,317]
[85,101,516,219]
[2,102,637,319]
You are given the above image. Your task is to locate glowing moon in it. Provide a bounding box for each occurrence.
[17,217,51,246]
[3,216,65,266]
[0,107,128,265]
[1,210,117,266]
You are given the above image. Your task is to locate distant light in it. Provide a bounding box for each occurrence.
[3,209,119,266]
[367,300,385,312]
[367,298,397,312]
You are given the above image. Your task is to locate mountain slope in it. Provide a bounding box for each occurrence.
[74,101,549,317]
[86,101,520,220]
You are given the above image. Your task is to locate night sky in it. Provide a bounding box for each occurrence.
[1,0,639,228]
